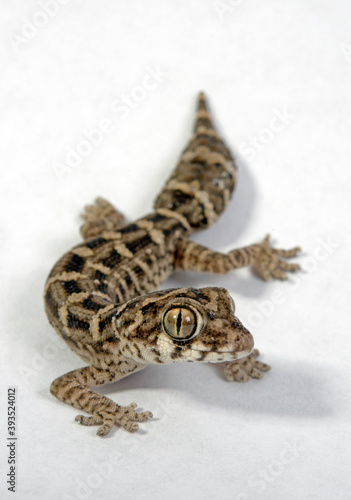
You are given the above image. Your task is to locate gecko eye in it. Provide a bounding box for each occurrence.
[163,307,198,340]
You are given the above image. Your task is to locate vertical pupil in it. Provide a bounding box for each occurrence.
[176,310,182,335]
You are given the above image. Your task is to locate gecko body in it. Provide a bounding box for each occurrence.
[44,93,300,436]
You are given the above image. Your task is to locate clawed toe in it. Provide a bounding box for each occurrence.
[75,414,103,426]
[254,235,301,281]
[75,402,153,436]
[223,350,271,382]
[273,246,301,258]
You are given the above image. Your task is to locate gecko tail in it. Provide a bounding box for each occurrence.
[194,91,215,131]
[154,92,237,231]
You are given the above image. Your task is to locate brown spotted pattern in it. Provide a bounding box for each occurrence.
[44,93,301,436]
[154,92,237,230]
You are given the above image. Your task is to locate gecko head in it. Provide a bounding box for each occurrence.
[115,287,254,364]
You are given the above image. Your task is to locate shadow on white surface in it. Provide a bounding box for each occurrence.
[191,155,259,249]
[95,356,334,421]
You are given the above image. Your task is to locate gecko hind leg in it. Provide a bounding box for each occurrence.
[222,349,271,382]
[80,197,126,240]
[50,365,152,436]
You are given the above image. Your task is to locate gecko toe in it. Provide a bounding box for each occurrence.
[120,420,139,433]
[223,351,271,382]
[75,414,103,426]
[273,246,301,257]
[271,268,288,280]
[96,423,114,437]
[74,401,153,436]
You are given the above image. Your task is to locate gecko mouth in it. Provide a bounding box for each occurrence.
[159,325,254,362]
[181,330,255,362]
[180,347,253,363]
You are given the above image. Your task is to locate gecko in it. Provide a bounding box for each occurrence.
[44,92,301,436]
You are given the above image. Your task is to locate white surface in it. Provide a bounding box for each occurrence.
[1,1,351,499]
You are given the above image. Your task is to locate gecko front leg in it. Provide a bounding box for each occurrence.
[222,349,271,382]
[175,235,301,280]
[50,364,152,436]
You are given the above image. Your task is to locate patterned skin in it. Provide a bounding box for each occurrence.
[44,93,300,436]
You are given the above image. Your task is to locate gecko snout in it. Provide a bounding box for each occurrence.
[228,317,254,358]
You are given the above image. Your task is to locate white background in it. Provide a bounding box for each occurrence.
[1,1,351,499]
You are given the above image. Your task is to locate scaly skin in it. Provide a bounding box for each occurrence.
[44,93,300,436]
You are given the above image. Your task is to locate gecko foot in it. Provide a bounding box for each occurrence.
[253,234,301,281]
[80,197,125,240]
[75,402,153,436]
[223,349,271,382]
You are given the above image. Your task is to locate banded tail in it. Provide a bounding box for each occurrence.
[154,92,237,231]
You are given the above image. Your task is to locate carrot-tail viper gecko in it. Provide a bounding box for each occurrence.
[44,93,301,436]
